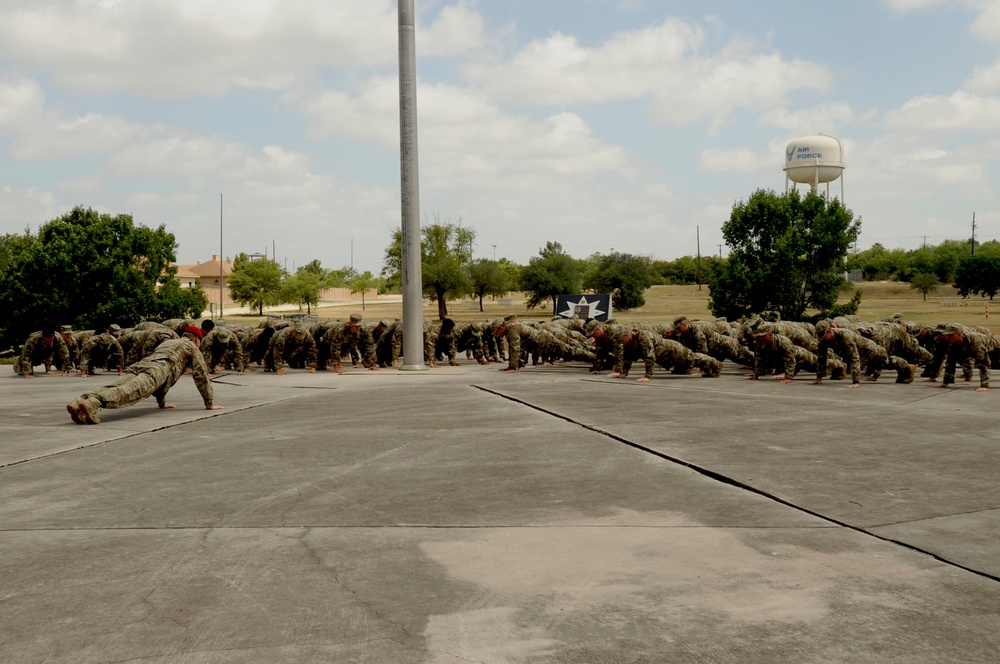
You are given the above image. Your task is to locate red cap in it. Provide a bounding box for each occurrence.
[182,325,205,339]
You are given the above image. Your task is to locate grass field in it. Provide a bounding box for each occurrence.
[223,281,1000,332]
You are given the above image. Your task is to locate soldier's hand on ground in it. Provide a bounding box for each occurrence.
[276,368,287,375]
[117,369,123,376]
[334,366,346,374]
[975,386,988,392]
[845,383,859,389]
[392,360,401,369]
[449,361,459,366]
[923,378,937,382]
[308,367,317,373]
[781,378,793,384]
[608,371,621,378]
[811,379,822,385]
[60,371,69,377]
[937,383,949,388]
[80,372,89,378]
[24,374,35,379]
[207,405,224,410]
[162,403,176,409]
[772,373,785,380]
[636,377,650,383]
[368,366,379,371]
[501,368,517,374]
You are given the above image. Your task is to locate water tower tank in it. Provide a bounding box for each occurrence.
[783,134,845,188]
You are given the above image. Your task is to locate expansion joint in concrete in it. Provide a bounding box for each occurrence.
[472,384,1000,586]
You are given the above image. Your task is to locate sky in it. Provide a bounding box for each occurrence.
[2,0,1000,275]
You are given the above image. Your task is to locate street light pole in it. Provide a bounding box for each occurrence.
[398,0,427,369]
[492,244,496,261]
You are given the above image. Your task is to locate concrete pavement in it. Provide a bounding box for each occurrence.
[2,360,1000,662]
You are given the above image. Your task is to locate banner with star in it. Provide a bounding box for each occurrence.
[554,294,613,322]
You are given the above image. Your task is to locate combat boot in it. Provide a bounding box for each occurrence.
[896,364,916,384]
[77,397,101,424]
[67,396,101,424]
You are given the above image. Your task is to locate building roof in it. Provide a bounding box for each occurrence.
[173,255,233,280]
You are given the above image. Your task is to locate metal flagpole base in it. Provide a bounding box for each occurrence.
[400,363,429,371]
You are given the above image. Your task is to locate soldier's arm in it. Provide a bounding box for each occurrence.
[189,347,218,408]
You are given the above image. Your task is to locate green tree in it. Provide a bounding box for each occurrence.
[466,259,511,311]
[954,256,1000,300]
[154,270,209,320]
[349,270,378,311]
[282,260,329,314]
[228,253,286,315]
[520,241,583,310]
[910,273,939,301]
[0,207,179,348]
[582,251,657,310]
[381,220,475,319]
[708,189,860,320]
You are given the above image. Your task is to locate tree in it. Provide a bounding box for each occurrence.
[349,271,378,311]
[582,251,657,310]
[708,189,860,321]
[0,207,180,349]
[228,253,286,315]
[381,220,475,319]
[954,256,1000,300]
[153,271,209,320]
[466,259,510,311]
[282,260,329,314]
[910,273,939,301]
[520,241,583,310]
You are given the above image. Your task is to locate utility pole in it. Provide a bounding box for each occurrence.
[696,226,702,290]
[972,212,977,256]
[492,244,497,261]
[398,0,427,370]
[716,244,723,259]
[219,194,224,321]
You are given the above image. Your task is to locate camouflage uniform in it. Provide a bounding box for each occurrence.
[944,330,994,388]
[267,325,318,371]
[201,326,245,372]
[672,316,754,366]
[120,328,179,366]
[57,327,80,371]
[455,322,489,364]
[501,318,538,370]
[485,318,507,362]
[434,319,460,365]
[14,332,71,376]
[375,319,404,367]
[242,326,275,369]
[852,321,933,366]
[754,331,845,380]
[760,320,818,353]
[79,333,125,374]
[815,324,899,384]
[921,323,982,381]
[69,338,214,423]
[620,328,657,379]
[652,338,721,377]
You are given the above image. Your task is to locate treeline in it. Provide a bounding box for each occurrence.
[0,207,207,351]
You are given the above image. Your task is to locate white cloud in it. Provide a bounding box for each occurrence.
[885,90,1000,130]
[698,147,772,174]
[0,1,485,99]
[462,19,831,134]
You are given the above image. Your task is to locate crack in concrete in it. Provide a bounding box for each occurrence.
[473,383,1000,585]
[294,528,414,640]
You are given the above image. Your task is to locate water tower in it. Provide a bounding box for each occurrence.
[783,134,845,202]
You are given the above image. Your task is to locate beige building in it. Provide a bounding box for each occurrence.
[172,255,234,305]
